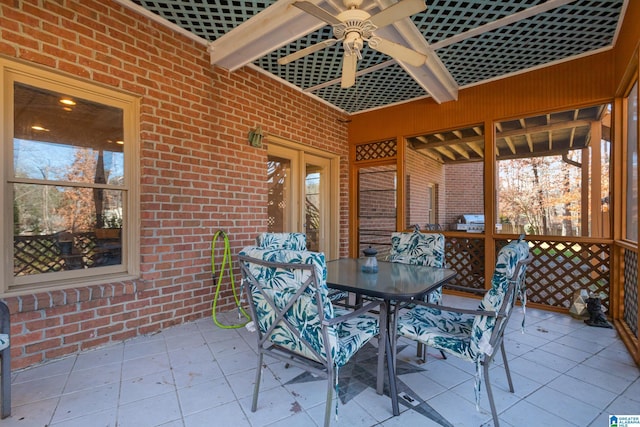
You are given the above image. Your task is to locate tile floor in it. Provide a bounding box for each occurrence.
[5,296,640,427]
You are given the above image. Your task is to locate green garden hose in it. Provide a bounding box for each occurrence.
[211,230,251,329]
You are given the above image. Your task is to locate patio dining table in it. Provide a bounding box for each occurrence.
[325,258,456,416]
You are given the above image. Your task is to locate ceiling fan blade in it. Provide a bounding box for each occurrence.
[368,0,426,29]
[293,1,342,25]
[368,37,426,67]
[278,39,339,65]
[341,53,357,88]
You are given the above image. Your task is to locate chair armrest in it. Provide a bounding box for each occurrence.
[443,283,486,295]
[397,299,499,318]
[323,299,383,326]
[0,301,10,335]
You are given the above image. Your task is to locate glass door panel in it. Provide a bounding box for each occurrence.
[305,156,330,252]
[267,143,336,257]
[267,154,293,233]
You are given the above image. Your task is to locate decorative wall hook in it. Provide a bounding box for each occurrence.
[248,126,264,147]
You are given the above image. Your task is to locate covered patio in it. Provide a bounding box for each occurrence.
[5,297,639,427]
[1,0,640,426]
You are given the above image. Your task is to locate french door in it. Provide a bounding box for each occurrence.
[267,140,338,258]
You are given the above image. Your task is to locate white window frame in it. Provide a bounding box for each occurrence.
[1,58,140,294]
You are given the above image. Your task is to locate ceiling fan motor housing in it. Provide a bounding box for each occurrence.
[334,9,375,40]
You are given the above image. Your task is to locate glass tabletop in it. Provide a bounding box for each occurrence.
[326,259,456,300]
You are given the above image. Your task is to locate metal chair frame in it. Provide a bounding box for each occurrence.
[0,301,11,419]
[239,254,385,427]
[395,253,532,427]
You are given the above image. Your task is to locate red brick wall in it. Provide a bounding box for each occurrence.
[405,143,445,228]
[443,162,485,227]
[0,0,349,369]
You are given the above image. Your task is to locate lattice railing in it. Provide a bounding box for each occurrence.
[14,235,65,275]
[520,239,610,311]
[623,248,638,337]
[444,236,485,289]
[361,233,612,311]
[14,232,109,275]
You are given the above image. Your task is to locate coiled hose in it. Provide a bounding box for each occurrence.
[211,230,251,329]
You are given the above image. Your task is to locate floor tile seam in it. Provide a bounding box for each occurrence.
[50,353,83,425]
[10,355,77,384]
[516,394,586,426]
[59,378,123,397]
[516,348,582,373]
[544,377,619,410]
[218,358,258,407]
[117,386,179,409]
[122,347,169,362]
[49,384,122,424]
[244,388,307,427]
[579,354,640,381]
[612,377,640,403]
[587,347,640,370]
[120,364,173,382]
[48,403,118,425]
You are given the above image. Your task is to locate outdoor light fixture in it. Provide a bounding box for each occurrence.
[248,126,264,148]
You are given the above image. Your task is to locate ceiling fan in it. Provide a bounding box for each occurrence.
[278,0,428,88]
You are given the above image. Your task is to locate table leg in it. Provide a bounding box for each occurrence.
[377,301,399,416]
[376,302,387,395]
[386,324,399,416]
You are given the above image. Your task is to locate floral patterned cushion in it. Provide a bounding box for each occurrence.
[396,239,530,408]
[255,233,347,303]
[256,232,307,251]
[388,231,445,303]
[469,240,529,358]
[0,333,8,351]
[239,247,378,368]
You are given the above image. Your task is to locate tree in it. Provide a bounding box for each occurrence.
[56,148,98,232]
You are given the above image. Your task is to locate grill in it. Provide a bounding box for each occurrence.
[452,214,485,233]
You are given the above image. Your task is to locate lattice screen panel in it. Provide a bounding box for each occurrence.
[412,0,548,45]
[355,139,397,162]
[254,27,344,89]
[444,236,485,290]
[131,0,276,40]
[524,239,610,311]
[434,0,624,87]
[623,249,638,337]
[312,62,427,113]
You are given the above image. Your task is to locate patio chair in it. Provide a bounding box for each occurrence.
[388,230,445,359]
[0,301,10,418]
[395,239,532,427]
[256,232,349,305]
[388,230,445,303]
[255,232,307,250]
[238,247,384,427]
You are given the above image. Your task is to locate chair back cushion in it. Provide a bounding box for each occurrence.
[388,231,444,268]
[239,246,334,363]
[469,240,530,357]
[256,232,307,250]
[389,231,444,303]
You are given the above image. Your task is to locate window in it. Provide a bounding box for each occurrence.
[1,59,139,293]
[495,105,611,237]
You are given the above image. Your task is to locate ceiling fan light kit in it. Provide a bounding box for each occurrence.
[280,0,428,88]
